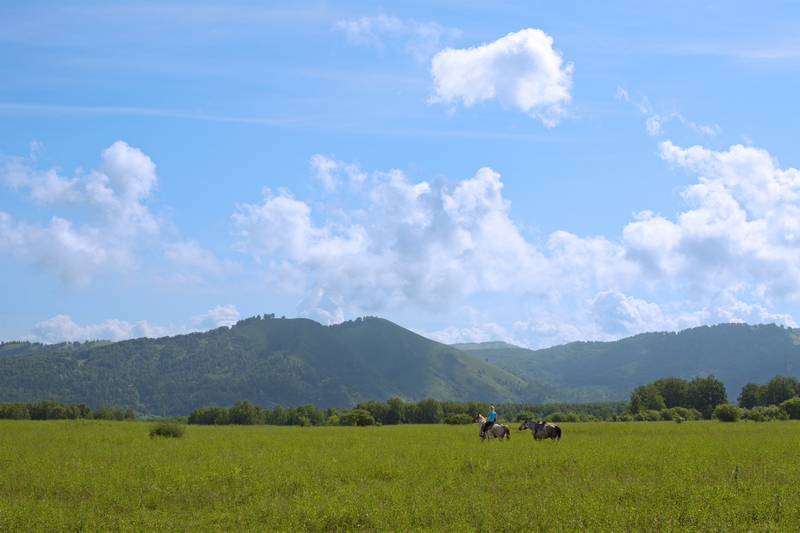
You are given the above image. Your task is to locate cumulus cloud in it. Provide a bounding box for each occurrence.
[233,162,551,322]
[0,141,159,286]
[430,29,573,126]
[31,304,240,343]
[232,143,800,346]
[336,13,460,61]
[625,141,800,302]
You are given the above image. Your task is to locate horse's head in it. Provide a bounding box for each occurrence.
[518,420,531,431]
[472,414,485,424]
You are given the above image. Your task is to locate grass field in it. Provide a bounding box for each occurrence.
[1,420,798,532]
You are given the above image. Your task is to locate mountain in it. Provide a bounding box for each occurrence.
[455,323,800,403]
[0,316,527,415]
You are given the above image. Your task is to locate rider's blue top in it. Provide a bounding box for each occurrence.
[487,410,497,422]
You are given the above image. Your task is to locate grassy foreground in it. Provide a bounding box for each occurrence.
[1,420,798,532]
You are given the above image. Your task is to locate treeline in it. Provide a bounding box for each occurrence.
[621,374,800,422]
[0,400,135,421]
[188,397,628,426]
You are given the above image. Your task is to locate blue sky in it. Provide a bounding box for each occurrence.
[1,1,799,348]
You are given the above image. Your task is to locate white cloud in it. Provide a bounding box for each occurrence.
[309,154,366,192]
[429,28,574,126]
[31,304,240,343]
[617,89,720,137]
[190,304,240,329]
[336,13,460,61]
[233,161,550,322]
[232,143,800,346]
[0,141,159,286]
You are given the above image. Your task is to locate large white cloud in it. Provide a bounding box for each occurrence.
[1,141,233,288]
[233,144,800,347]
[233,162,552,323]
[0,141,159,286]
[624,141,800,303]
[430,28,573,126]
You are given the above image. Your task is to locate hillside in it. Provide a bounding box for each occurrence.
[455,323,800,402]
[0,316,527,415]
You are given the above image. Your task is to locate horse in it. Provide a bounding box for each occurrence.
[472,414,510,441]
[518,419,561,441]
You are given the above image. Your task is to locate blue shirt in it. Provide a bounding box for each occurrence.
[487,410,496,422]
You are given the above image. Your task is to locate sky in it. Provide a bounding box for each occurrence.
[1,1,799,348]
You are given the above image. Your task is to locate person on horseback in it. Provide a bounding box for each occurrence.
[483,406,497,433]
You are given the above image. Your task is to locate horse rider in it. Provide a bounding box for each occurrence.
[483,406,497,433]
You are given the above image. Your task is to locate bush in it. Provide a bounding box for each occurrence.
[444,413,473,425]
[149,421,185,438]
[641,410,662,421]
[742,405,786,421]
[343,409,375,426]
[326,415,340,426]
[548,412,566,423]
[779,396,800,420]
[661,407,703,421]
[617,414,634,422]
[712,403,741,422]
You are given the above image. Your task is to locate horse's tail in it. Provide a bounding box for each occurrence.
[555,425,561,440]
[504,426,511,440]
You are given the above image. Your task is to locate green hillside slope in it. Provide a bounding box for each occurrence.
[0,316,526,415]
[456,323,800,402]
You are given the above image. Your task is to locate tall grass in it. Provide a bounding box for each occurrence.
[0,420,797,531]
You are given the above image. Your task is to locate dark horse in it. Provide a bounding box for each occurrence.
[518,420,561,440]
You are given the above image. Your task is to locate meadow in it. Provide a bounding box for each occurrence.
[1,420,798,532]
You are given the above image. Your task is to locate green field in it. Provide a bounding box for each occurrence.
[1,420,798,531]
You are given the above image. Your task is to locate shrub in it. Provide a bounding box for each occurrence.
[149,421,185,438]
[743,405,786,422]
[564,412,580,423]
[548,412,566,423]
[326,415,340,426]
[661,407,702,421]
[444,413,472,425]
[641,410,662,421]
[617,414,634,422]
[779,396,800,420]
[343,409,375,427]
[712,403,741,422]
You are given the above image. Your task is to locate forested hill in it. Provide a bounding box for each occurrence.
[0,316,527,416]
[455,323,800,403]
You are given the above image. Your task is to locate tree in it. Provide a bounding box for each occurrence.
[763,376,800,407]
[229,400,261,425]
[412,398,444,424]
[653,377,688,408]
[514,411,537,422]
[344,409,375,426]
[738,382,765,409]
[385,397,405,425]
[687,375,727,419]
[633,383,666,411]
[628,394,643,415]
